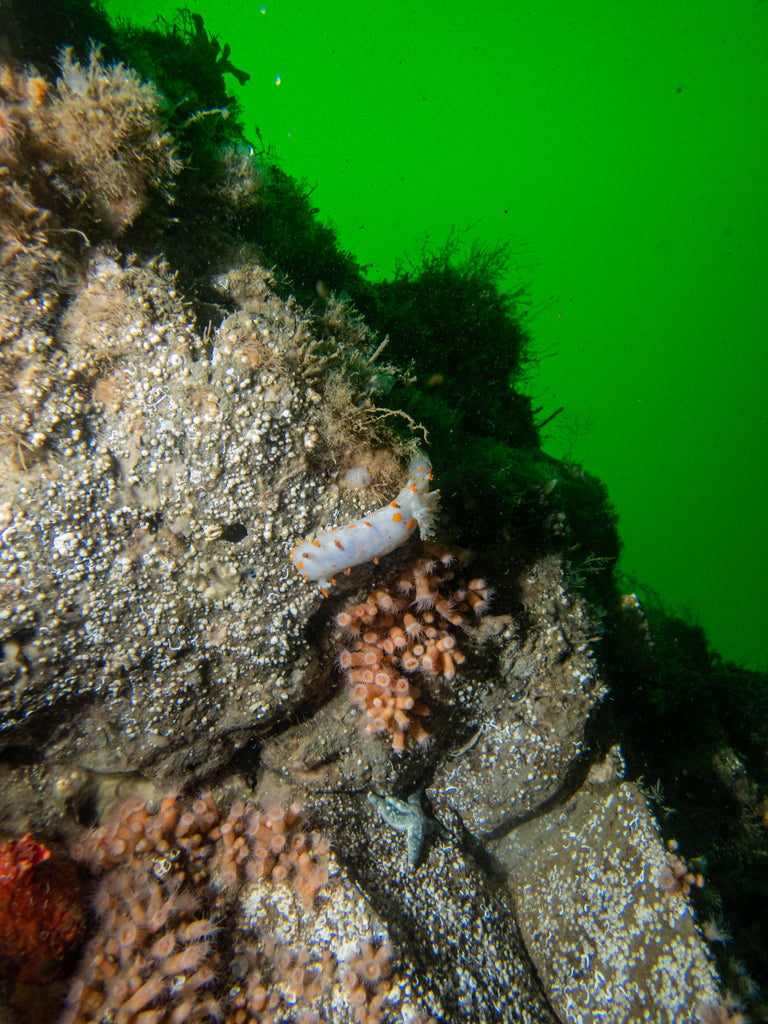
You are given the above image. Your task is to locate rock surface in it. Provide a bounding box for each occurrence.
[0,250,402,787]
[0,244,729,1022]
[500,759,722,1024]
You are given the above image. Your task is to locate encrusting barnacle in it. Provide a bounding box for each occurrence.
[335,547,492,752]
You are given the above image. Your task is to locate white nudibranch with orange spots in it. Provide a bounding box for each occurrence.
[290,456,439,588]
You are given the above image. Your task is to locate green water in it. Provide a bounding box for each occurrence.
[104,0,768,670]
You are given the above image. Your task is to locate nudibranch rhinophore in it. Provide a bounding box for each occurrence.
[290,456,439,588]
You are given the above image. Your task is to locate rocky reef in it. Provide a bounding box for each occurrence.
[0,4,758,1023]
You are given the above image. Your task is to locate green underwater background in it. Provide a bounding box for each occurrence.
[99,0,768,674]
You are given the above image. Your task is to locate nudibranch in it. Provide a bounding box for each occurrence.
[290,456,439,589]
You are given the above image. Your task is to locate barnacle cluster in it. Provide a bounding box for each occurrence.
[65,791,406,1024]
[507,780,722,1024]
[335,548,492,752]
[0,50,181,469]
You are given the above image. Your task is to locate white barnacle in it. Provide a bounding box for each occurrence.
[53,531,78,557]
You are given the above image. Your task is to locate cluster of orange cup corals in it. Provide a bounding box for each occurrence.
[340,939,396,1023]
[661,839,705,899]
[74,793,330,903]
[335,547,492,752]
[66,792,335,1024]
[227,937,396,1024]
